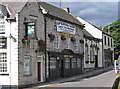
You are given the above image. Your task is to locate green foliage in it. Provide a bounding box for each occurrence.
[103,19,120,59]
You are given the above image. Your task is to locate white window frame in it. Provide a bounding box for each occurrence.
[54,35,59,49]
[85,46,88,62]
[90,47,94,62]
[66,37,70,49]
[0,16,5,35]
[24,56,31,75]
[0,53,7,73]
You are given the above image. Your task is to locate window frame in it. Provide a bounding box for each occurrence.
[75,40,79,52]
[111,39,113,47]
[104,36,106,45]
[85,45,88,62]
[0,16,5,35]
[108,37,110,46]
[90,47,94,62]
[66,37,70,49]
[72,58,77,68]
[54,35,59,49]
[0,53,7,73]
[65,58,70,69]
[50,57,56,69]
[24,56,31,75]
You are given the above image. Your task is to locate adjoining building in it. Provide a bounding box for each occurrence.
[83,30,101,71]
[77,17,114,70]
[77,17,103,71]
[39,2,84,80]
[102,31,114,67]
[0,1,84,88]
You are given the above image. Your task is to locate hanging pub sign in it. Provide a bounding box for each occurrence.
[56,20,76,35]
[0,38,7,49]
[27,22,35,37]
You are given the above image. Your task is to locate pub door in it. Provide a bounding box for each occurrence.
[58,60,64,78]
[38,62,41,81]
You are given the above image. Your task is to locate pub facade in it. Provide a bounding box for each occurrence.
[0,1,84,88]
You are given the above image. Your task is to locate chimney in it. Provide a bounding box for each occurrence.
[98,26,102,30]
[62,7,70,13]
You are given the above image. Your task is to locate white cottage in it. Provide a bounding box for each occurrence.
[77,17,103,71]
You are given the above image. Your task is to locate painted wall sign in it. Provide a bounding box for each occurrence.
[56,20,76,35]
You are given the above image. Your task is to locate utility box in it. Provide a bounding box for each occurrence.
[114,60,119,73]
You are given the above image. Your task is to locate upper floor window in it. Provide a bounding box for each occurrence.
[104,36,106,45]
[108,37,110,46]
[85,45,88,62]
[90,47,94,62]
[111,39,113,47]
[25,22,36,39]
[66,37,70,49]
[54,35,59,49]
[75,40,79,52]
[0,53,7,73]
[0,17,5,34]
[0,38,7,49]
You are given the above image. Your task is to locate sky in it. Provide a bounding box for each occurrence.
[44,1,118,28]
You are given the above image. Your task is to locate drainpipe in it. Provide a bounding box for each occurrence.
[102,32,104,68]
[44,17,47,82]
[9,20,11,89]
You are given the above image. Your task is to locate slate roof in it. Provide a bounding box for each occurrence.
[39,2,83,26]
[83,29,93,38]
[1,1,27,19]
[0,0,83,26]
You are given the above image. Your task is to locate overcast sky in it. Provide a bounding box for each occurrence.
[46,1,118,28]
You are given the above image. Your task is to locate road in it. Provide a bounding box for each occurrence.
[52,70,116,87]
[25,70,117,89]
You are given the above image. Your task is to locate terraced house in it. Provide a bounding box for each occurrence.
[0,1,84,88]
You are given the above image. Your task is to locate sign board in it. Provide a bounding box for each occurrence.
[0,38,7,49]
[114,60,120,73]
[56,20,76,35]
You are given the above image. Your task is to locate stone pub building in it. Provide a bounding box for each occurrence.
[0,1,84,88]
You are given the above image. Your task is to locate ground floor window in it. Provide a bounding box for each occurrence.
[50,57,56,69]
[65,58,70,69]
[24,56,31,75]
[0,53,7,73]
[72,58,77,68]
[77,58,81,68]
[90,47,94,62]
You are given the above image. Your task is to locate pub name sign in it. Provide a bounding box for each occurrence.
[56,20,76,35]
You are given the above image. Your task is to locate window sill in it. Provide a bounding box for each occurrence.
[23,73,32,77]
[0,73,9,76]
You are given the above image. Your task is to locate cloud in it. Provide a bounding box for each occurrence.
[48,2,118,27]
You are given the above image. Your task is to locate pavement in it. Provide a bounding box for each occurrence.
[24,66,114,89]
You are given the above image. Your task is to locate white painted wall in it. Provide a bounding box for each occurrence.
[77,17,103,68]
[0,14,18,86]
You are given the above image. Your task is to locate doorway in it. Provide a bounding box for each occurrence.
[38,62,41,81]
[95,55,98,68]
[58,60,64,78]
